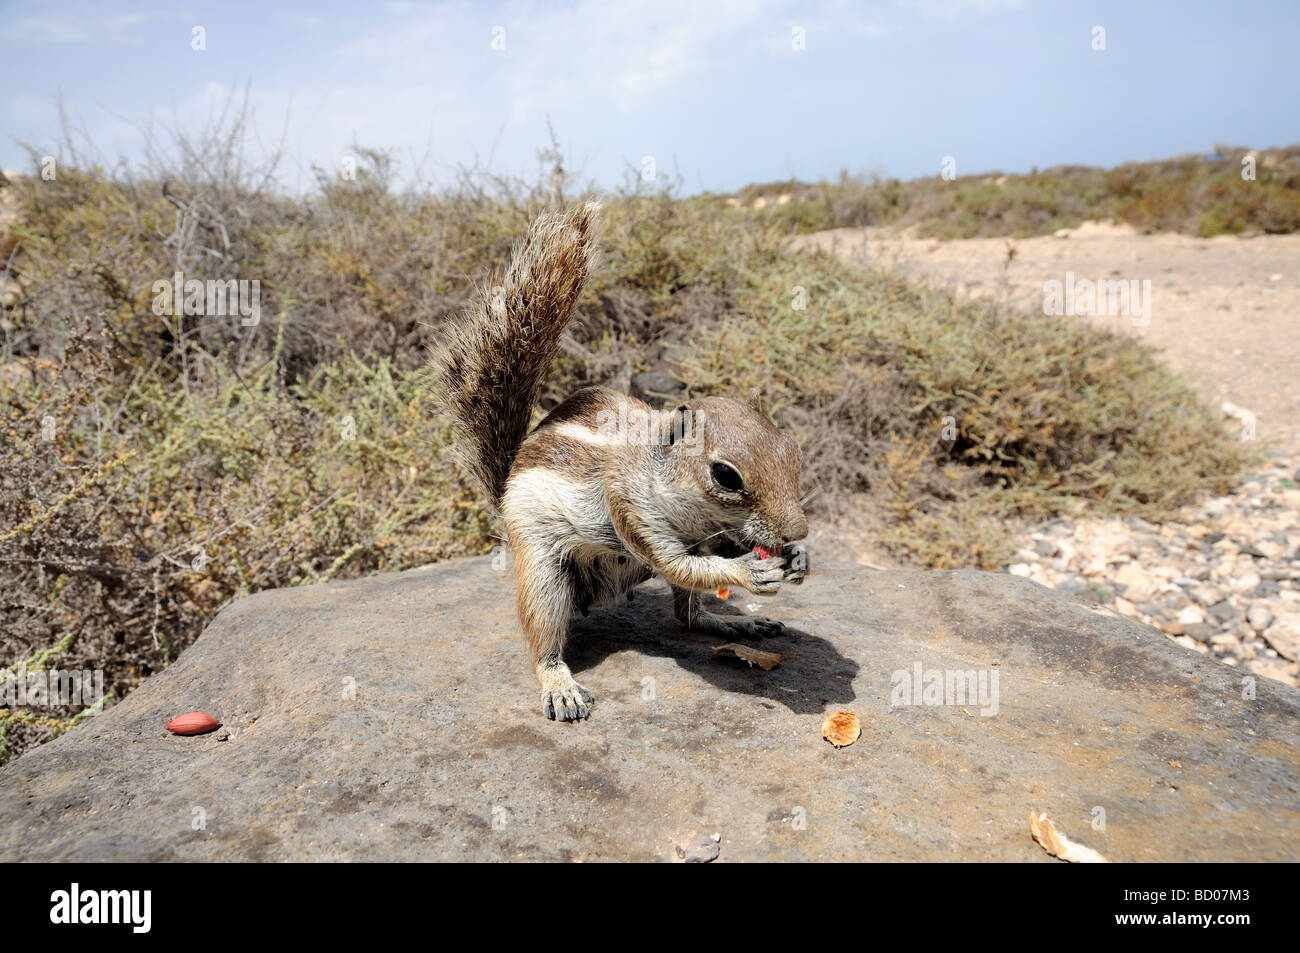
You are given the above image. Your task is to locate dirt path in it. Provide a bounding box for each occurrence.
[794,222,1300,455]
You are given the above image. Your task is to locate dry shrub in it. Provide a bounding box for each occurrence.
[732,144,1300,239]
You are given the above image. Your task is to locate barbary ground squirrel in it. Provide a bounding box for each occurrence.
[437,202,809,721]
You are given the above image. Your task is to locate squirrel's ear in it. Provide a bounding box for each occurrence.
[664,403,690,447]
[746,387,765,415]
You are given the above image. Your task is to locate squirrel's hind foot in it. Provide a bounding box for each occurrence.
[672,584,786,639]
[685,608,787,640]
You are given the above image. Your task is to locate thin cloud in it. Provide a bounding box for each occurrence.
[3,9,152,44]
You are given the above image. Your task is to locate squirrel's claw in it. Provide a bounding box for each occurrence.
[739,550,786,593]
[541,679,593,722]
[782,543,810,585]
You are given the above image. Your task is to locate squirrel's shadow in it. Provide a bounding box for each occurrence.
[564,582,857,715]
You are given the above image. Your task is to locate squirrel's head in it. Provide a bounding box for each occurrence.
[661,394,807,550]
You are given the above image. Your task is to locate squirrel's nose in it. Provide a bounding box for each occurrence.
[781,514,808,544]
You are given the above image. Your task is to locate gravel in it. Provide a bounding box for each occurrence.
[1010,454,1300,687]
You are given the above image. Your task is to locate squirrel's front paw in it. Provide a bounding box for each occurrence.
[538,664,593,722]
[737,550,787,594]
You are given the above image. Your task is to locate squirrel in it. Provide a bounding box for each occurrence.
[437,201,809,721]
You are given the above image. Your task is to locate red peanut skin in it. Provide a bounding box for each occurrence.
[166,712,221,735]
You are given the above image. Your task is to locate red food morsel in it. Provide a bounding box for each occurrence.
[166,712,221,735]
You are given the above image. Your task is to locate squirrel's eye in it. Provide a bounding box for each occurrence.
[710,462,744,493]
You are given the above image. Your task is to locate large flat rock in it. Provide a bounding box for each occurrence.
[2,557,1296,861]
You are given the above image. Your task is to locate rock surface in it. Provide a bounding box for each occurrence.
[1,557,1297,861]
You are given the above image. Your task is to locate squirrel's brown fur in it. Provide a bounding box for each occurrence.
[436,202,809,722]
[437,201,602,508]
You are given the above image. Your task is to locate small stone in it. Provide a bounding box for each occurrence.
[631,370,686,401]
[1034,538,1058,557]
[1184,622,1217,642]
[1113,538,1140,559]
[1134,533,1164,552]
[1234,571,1262,591]
[1190,583,1224,606]
[1113,597,1139,618]
[682,834,720,863]
[1112,563,1157,603]
[1246,604,1275,632]
[1263,613,1300,662]
[1237,540,1269,558]
[1176,606,1205,625]
[1246,657,1299,683]
[1207,600,1236,624]
[1209,633,1241,652]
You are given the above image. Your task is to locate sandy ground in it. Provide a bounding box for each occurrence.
[794,222,1300,455]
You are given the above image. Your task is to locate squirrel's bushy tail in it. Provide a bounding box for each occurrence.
[436,201,602,508]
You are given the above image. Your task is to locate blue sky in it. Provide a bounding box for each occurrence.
[2,0,1297,193]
